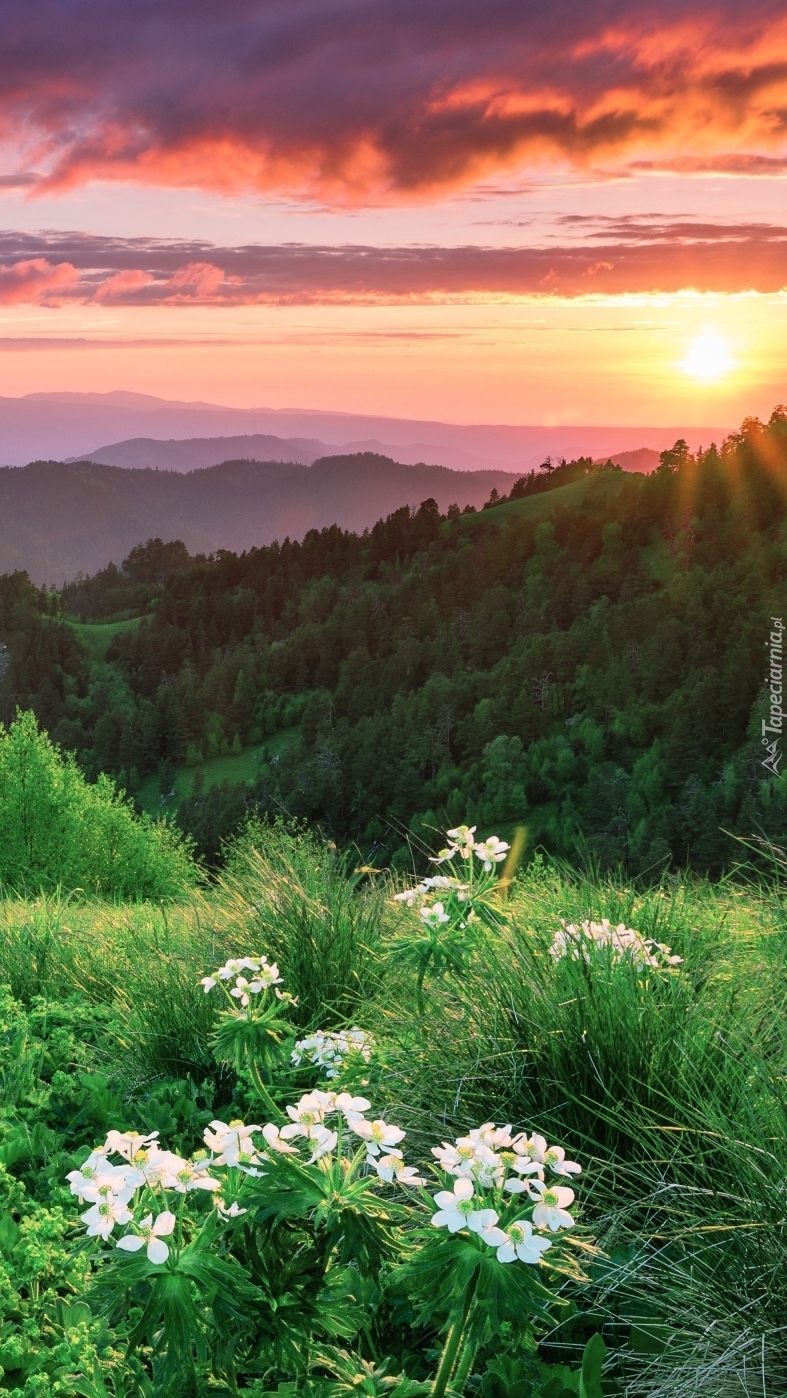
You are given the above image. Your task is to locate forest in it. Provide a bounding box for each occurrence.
[1,410,786,875]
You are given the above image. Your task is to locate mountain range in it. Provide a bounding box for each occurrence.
[0,391,728,470]
[0,452,525,584]
[69,432,663,476]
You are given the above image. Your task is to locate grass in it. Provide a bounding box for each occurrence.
[463,469,633,530]
[2,836,787,1393]
[66,614,143,660]
[135,726,300,815]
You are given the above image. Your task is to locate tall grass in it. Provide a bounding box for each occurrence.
[1,843,787,1392]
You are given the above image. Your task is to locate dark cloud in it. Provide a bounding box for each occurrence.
[2,225,787,303]
[0,2,787,199]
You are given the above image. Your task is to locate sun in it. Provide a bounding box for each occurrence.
[681,330,734,383]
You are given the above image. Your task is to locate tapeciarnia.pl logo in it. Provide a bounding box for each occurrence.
[762,616,784,777]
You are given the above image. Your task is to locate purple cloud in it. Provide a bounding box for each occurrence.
[0,2,786,199]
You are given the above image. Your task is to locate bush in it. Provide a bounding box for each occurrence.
[0,710,197,897]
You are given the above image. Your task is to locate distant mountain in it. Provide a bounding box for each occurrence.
[0,390,729,469]
[70,434,326,470]
[595,448,660,473]
[0,452,522,584]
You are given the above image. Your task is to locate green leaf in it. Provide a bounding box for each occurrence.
[579,1334,606,1398]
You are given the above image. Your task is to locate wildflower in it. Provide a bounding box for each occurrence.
[446,825,476,854]
[374,1154,425,1186]
[116,1211,176,1265]
[495,1219,553,1265]
[282,1093,332,1139]
[420,902,450,928]
[468,1122,513,1150]
[474,836,510,871]
[531,1183,576,1232]
[550,918,682,971]
[67,1157,130,1203]
[261,1123,299,1155]
[346,1116,405,1156]
[204,1120,264,1173]
[431,1140,478,1176]
[431,1178,491,1234]
[217,1199,247,1218]
[305,1126,338,1163]
[81,1195,134,1240]
[170,1158,222,1193]
[543,1145,582,1178]
[200,976,217,993]
[104,1129,159,1163]
[333,1092,371,1115]
[291,1028,373,1079]
[139,1145,189,1190]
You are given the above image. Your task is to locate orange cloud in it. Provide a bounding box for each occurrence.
[2,2,787,203]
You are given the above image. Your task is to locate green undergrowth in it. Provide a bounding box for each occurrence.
[1,827,786,1393]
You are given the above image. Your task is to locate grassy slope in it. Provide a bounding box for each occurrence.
[462,467,634,529]
[135,725,299,815]
[66,614,143,660]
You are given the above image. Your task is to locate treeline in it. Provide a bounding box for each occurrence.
[2,411,787,874]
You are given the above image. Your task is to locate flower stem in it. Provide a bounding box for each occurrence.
[247,1057,285,1122]
[430,1267,479,1398]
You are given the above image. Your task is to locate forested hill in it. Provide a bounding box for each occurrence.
[2,412,786,875]
[0,453,518,583]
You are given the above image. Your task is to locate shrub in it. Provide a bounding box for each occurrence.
[0,710,196,897]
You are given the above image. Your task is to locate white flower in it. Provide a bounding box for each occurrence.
[550,918,681,971]
[261,1123,300,1155]
[346,1116,405,1156]
[305,1126,338,1163]
[531,1183,576,1232]
[543,1145,582,1178]
[139,1145,187,1190]
[334,1092,371,1115]
[290,1024,375,1082]
[468,1123,513,1150]
[66,1156,131,1203]
[204,1119,264,1173]
[431,1177,487,1233]
[200,976,217,993]
[116,1211,176,1265]
[431,1141,478,1176]
[446,825,476,854]
[104,1129,159,1163]
[474,836,510,871]
[170,1158,222,1193]
[420,902,450,928]
[504,1175,543,1198]
[495,1219,553,1265]
[217,1199,247,1218]
[81,1194,134,1240]
[512,1131,547,1162]
[281,1092,331,1139]
[374,1154,425,1187]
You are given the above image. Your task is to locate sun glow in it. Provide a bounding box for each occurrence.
[681,329,734,383]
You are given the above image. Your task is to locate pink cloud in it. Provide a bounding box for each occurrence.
[0,257,79,304]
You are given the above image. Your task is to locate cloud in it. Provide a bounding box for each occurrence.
[2,224,787,303]
[2,3,787,201]
[0,257,79,304]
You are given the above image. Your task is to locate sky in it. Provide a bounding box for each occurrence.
[1,0,787,426]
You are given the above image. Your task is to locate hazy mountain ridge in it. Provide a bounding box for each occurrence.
[0,390,728,468]
[0,452,521,583]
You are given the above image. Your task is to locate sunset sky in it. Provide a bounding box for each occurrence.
[2,0,787,425]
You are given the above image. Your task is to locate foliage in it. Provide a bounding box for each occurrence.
[0,710,197,897]
[4,409,784,873]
